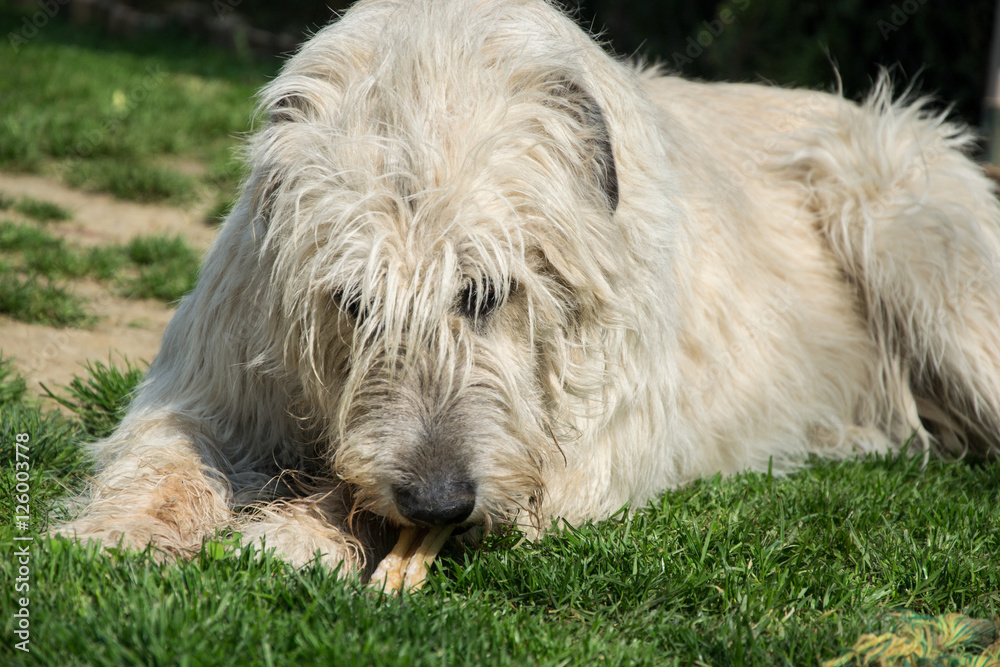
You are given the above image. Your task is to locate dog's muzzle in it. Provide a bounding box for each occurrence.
[392,472,476,526]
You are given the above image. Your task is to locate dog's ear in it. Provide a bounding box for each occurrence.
[547,79,619,212]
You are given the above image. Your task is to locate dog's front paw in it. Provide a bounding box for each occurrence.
[236,500,365,575]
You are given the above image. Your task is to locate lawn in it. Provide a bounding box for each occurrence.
[0,3,276,208]
[0,360,998,665]
[0,1,252,327]
[1,4,999,666]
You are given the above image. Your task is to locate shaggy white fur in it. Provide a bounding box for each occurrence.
[57,0,1000,579]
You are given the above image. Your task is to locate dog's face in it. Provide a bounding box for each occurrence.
[246,3,627,534]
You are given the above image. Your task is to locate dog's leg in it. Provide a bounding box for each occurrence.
[54,412,233,558]
[783,80,1000,457]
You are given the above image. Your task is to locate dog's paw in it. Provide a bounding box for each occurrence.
[236,501,365,575]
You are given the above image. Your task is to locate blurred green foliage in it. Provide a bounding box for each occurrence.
[209,0,994,129]
[3,0,995,133]
[571,0,994,130]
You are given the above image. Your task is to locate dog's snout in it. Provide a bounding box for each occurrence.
[393,474,476,526]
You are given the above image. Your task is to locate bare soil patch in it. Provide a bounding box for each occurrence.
[0,171,219,397]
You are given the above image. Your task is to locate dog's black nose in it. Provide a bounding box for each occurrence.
[393,474,476,526]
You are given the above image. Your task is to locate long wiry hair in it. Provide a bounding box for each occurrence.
[777,74,1000,458]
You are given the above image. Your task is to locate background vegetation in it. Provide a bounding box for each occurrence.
[1,0,993,211]
[112,0,996,128]
[576,0,994,131]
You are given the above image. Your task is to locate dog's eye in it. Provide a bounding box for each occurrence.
[457,279,503,322]
[335,290,363,321]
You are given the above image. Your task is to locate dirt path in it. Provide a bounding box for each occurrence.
[0,171,220,398]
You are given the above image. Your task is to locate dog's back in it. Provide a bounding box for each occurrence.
[642,73,1000,468]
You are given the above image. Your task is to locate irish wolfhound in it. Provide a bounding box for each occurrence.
[58,0,1000,589]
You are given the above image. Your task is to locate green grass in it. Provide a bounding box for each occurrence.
[63,158,198,205]
[42,358,145,439]
[120,235,201,301]
[0,361,997,665]
[0,356,26,405]
[0,4,275,204]
[0,269,93,328]
[0,194,71,223]
[0,220,202,326]
[0,221,105,278]
[204,194,236,226]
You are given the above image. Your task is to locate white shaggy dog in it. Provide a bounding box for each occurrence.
[59,0,1000,586]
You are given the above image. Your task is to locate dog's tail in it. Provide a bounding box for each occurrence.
[780,74,1000,459]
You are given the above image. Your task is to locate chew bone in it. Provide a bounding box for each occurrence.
[370,526,454,593]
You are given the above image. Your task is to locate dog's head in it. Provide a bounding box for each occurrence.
[239,0,664,535]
